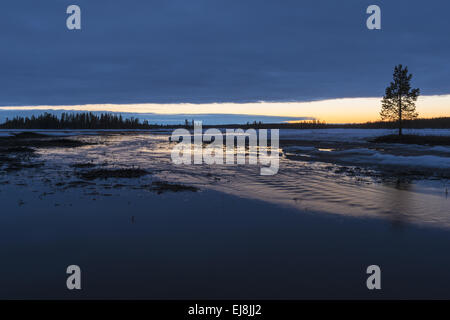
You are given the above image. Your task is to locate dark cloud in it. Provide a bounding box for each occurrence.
[0,0,449,106]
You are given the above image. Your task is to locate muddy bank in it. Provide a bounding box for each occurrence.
[370,134,450,145]
[0,132,94,148]
[76,168,151,180]
[0,132,96,173]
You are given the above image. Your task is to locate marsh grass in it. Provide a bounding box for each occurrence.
[76,168,150,180]
[151,181,199,194]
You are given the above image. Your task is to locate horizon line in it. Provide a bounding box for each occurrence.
[0,95,449,124]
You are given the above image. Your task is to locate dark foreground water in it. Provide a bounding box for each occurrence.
[1,186,450,299]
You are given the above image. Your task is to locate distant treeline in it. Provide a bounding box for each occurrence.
[0,112,449,129]
[334,117,450,129]
[0,112,159,129]
[231,117,450,129]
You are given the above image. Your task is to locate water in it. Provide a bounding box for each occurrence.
[1,129,450,298]
[24,129,450,229]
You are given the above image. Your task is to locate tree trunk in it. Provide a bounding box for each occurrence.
[398,97,402,136]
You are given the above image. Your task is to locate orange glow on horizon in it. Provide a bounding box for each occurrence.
[0,95,448,124]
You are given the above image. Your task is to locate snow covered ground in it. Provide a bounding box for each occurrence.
[279,128,450,142]
[278,129,450,171]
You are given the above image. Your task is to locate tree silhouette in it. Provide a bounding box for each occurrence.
[0,112,160,129]
[380,64,420,135]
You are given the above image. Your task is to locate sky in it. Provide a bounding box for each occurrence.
[0,0,449,123]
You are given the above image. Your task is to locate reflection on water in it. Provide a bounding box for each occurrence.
[26,132,450,229]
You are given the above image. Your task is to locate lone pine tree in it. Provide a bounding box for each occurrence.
[380,64,420,135]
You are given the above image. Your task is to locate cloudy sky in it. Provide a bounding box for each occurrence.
[0,0,449,122]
